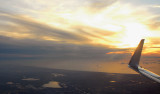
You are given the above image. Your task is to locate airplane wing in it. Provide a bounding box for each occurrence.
[128,39,160,83]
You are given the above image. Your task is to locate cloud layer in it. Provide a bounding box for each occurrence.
[0,0,160,73]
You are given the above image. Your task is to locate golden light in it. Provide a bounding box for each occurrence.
[0,31,34,39]
[47,2,153,48]
[42,36,59,41]
[8,1,157,50]
[116,22,151,48]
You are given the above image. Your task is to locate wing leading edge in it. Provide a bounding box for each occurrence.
[128,39,160,83]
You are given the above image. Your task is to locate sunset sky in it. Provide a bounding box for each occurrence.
[0,0,160,74]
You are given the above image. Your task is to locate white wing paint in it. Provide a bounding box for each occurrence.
[128,39,160,83]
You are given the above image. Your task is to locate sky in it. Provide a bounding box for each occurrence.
[0,0,160,74]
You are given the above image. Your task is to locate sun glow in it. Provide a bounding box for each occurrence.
[64,2,153,48]
[41,2,153,48]
[116,22,151,48]
[0,1,157,50]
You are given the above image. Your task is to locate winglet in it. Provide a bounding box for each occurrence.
[128,39,145,71]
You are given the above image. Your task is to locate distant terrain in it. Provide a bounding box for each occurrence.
[0,65,159,94]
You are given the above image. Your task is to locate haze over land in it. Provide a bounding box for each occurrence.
[0,0,160,74]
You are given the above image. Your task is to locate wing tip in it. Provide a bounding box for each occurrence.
[128,39,145,70]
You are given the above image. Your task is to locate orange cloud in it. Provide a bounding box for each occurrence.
[106,51,131,54]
